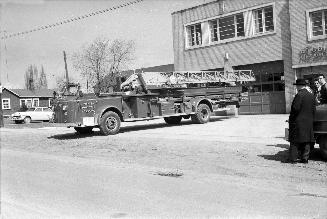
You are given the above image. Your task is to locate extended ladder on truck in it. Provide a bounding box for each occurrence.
[121,70,255,91]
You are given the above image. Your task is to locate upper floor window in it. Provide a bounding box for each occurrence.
[2,98,10,109]
[184,3,274,49]
[308,9,327,40]
[186,23,202,46]
[210,13,244,42]
[253,6,274,34]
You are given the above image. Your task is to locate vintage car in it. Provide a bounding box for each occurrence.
[314,104,327,160]
[11,107,54,124]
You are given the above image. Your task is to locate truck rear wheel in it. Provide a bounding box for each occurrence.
[164,116,182,124]
[99,111,121,135]
[74,127,93,134]
[191,104,211,124]
[318,135,327,160]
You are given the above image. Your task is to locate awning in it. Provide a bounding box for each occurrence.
[292,61,327,69]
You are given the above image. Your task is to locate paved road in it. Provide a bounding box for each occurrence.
[1,115,327,218]
[2,149,326,219]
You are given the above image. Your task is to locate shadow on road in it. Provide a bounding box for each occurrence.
[48,131,102,140]
[258,149,290,163]
[266,144,289,149]
[48,116,230,140]
[259,144,326,163]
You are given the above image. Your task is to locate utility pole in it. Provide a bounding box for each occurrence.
[0,3,5,128]
[63,51,69,93]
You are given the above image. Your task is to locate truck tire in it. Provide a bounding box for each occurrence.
[99,111,121,135]
[24,116,31,124]
[191,104,211,124]
[74,127,93,134]
[164,116,182,124]
[318,135,327,160]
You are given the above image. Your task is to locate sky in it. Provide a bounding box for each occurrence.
[0,0,206,89]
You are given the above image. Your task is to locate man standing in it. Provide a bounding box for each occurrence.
[313,78,321,104]
[288,79,316,163]
[318,74,327,104]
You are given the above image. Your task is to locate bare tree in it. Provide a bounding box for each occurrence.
[25,65,49,90]
[24,65,38,91]
[73,37,135,93]
[38,65,48,89]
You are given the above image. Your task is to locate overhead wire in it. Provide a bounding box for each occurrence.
[0,0,144,40]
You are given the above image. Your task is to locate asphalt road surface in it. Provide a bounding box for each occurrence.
[1,115,327,218]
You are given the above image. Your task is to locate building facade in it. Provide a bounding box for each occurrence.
[290,1,327,82]
[172,0,327,113]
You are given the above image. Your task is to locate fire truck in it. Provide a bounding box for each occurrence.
[53,70,255,135]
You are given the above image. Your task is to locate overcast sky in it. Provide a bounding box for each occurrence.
[0,0,205,89]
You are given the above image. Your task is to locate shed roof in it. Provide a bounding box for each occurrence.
[5,88,55,98]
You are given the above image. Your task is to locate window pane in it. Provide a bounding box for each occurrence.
[262,84,273,92]
[236,14,245,37]
[33,99,39,107]
[325,10,327,34]
[254,9,263,33]
[219,15,235,40]
[187,27,193,47]
[187,24,202,46]
[311,11,323,36]
[210,20,219,42]
[195,24,202,45]
[253,85,262,92]
[2,100,9,109]
[26,100,32,107]
[274,82,285,91]
[260,72,271,82]
[264,6,274,32]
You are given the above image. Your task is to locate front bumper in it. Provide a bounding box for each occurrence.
[11,116,24,121]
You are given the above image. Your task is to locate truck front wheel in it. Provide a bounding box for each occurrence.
[191,104,211,124]
[99,111,121,135]
[164,116,182,125]
[318,135,327,160]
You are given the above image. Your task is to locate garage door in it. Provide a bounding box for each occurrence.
[239,91,285,114]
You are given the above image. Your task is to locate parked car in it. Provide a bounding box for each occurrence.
[11,107,54,124]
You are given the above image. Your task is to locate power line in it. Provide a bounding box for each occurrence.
[0,0,143,40]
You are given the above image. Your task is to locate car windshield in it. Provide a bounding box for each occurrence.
[26,108,36,111]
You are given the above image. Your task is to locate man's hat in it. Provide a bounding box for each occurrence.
[293,79,307,85]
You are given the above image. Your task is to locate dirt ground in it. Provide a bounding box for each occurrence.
[1,115,327,218]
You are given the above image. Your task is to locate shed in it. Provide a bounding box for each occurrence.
[1,88,55,116]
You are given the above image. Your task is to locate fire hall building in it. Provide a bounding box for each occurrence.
[172,0,327,114]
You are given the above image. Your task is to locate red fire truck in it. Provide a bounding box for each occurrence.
[53,70,255,135]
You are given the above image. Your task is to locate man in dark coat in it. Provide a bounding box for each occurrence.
[288,79,316,163]
[317,74,327,104]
